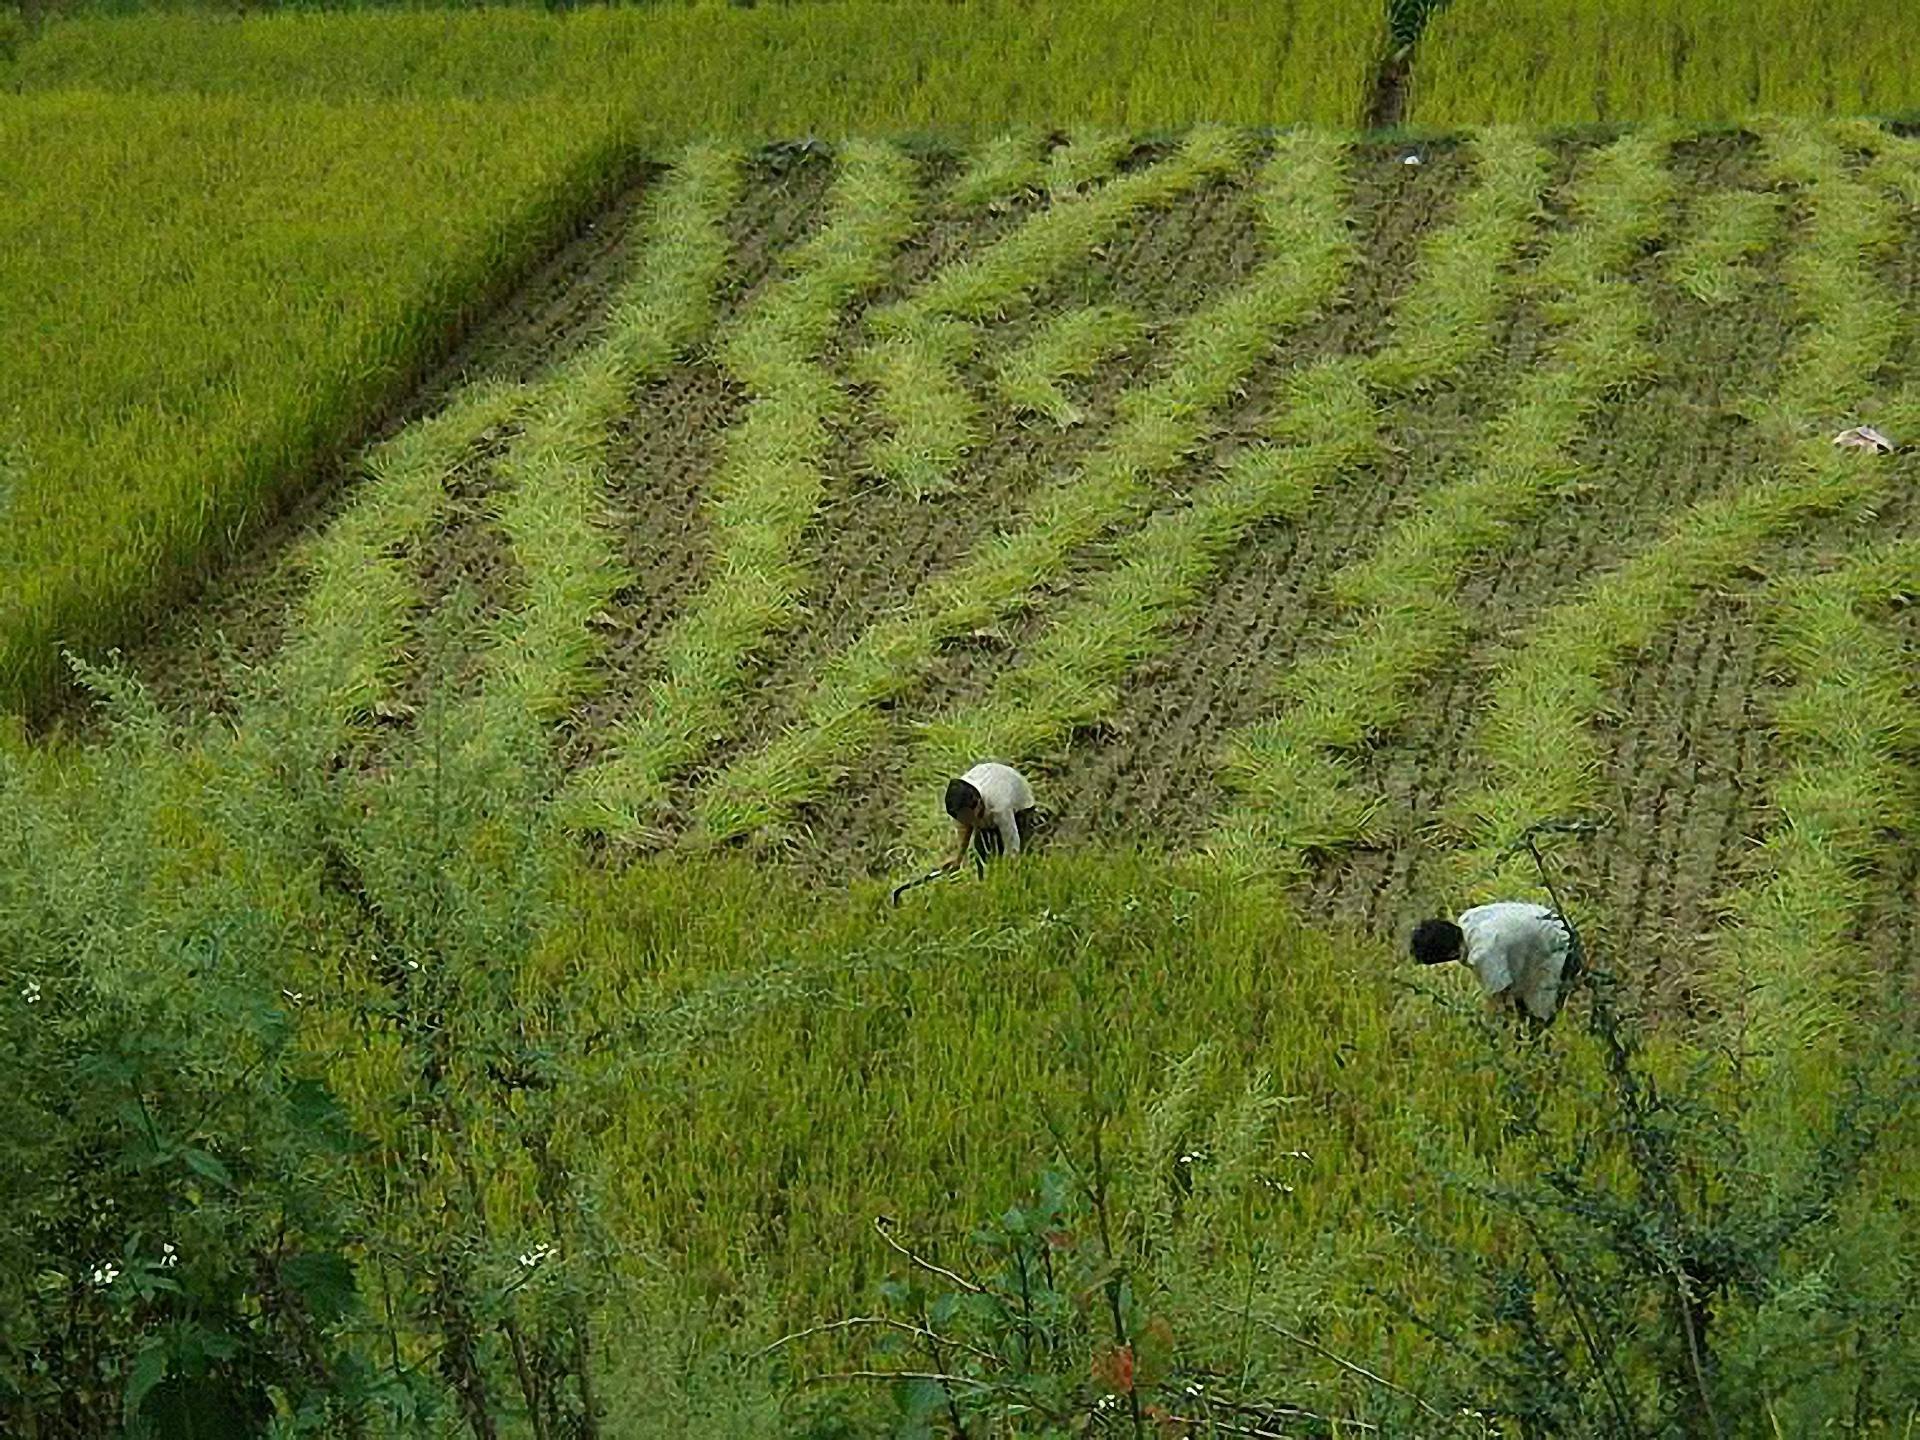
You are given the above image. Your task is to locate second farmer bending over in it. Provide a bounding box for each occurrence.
[1410,900,1581,1029]
[943,761,1037,871]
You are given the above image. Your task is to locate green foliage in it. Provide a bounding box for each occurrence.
[0,89,632,717]
[1413,0,1920,125]
[11,2,1389,129]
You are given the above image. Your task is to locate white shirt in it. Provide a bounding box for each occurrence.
[1458,902,1573,1021]
[961,761,1034,855]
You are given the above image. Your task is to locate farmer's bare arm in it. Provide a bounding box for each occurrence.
[941,822,974,871]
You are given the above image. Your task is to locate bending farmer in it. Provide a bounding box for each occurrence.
[1410,901,1581,1028]
[943,761,1037,871]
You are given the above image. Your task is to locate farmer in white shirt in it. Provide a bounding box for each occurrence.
[941,761,1037,871]
[1409,901,1581,1028]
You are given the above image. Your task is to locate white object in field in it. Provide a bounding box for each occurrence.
[1832,424,1896,453]
[1402,153,1422,166]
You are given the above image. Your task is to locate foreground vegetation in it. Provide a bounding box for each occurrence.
[4,655,1915,1432]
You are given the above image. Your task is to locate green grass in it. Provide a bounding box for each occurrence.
[8,2,1388,130]
[690,132,1347,850]
[249,380,524,742]
[1412,0,1920,126]
[0,89,634,718]
[947,128,1051,211]
[1666,189,1785,306]
[566,142,919,839]
[856,133,1240,494]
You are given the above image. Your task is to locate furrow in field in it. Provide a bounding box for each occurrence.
[562,142,919,834]
[454,146,743,751]
[687,133,1356,851]
[1704,539,1920,1085]
[859,128,1245,495]
[894,132,1554,861]
[242,381,524,737]
[1447,122,1908,900]
[1210,129,1679,876]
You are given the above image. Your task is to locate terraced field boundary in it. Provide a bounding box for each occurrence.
[1707,538,1920,1090]
[690,132,1351,851]
[859,129,1242,495]
[895,131,1555,859]
[1448,122,1909,898]
[563,142,918,834]
[1210,130,1677,876]
[250,145,743,756]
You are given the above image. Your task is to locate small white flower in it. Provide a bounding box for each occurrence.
[517,1243,557,1270]
[90,1261,120,1287]
[21,980,40,1004]
[159,1243,178,1269]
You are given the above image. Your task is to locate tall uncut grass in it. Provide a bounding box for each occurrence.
[10,2,1387,130]
[0,89,631,717]
[1413,0,1920,126]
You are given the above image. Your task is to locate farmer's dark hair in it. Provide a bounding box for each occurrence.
[945,778,982,821]
[1410,918,1464,966]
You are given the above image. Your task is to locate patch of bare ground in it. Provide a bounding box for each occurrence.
[1037,138,1552,864]
[561,361,743,765]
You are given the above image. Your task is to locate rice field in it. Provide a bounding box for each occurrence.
[4,120,1897,1422]
[1411,0,1920,126]
[149,122,1919,985]
[6,5,1920,1431]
